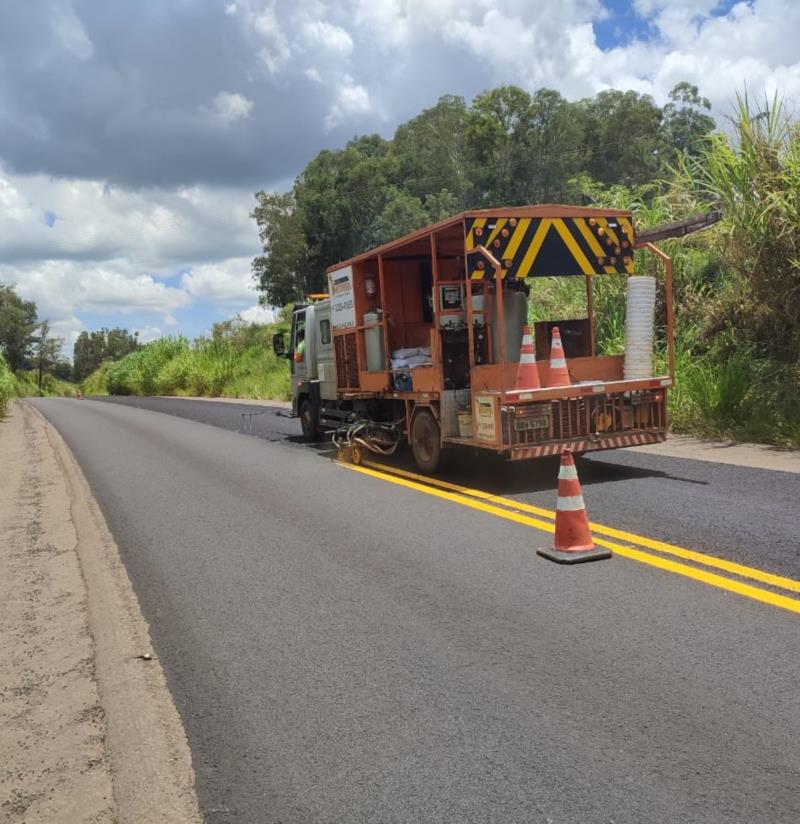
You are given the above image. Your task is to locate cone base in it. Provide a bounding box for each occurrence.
[537,547,612,565]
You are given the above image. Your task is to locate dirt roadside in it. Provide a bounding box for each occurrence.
[0,401,201,824]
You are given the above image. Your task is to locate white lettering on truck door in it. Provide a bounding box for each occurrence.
[328,266,356,330]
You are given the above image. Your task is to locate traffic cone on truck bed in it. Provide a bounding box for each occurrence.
[511,325,540,392]
[545,326,571,387]
[537,450,611,564]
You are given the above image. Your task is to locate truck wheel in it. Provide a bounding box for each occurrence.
[299,398,319,442]
[411,409,441,473]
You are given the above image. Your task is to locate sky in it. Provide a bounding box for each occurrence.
[1,0,798,356]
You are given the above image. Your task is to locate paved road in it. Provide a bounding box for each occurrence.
[32,397,800,823]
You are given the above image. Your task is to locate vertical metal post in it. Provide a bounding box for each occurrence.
[642,242,675,380]
[463,221,476,373]
[429,233,442,368]
[585,274,596,357]
[377,253,389,370]
[495,260,506,369]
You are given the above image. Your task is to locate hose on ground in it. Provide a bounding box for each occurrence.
[332,418,405,456]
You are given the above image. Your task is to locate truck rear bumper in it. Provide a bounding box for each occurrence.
[509,430,666,460]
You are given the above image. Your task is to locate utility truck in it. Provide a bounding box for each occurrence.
[273,204,701,473]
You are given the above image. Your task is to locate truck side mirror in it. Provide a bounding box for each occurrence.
[272,332,288,358]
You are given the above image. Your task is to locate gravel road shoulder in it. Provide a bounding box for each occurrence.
[0,401,201,824]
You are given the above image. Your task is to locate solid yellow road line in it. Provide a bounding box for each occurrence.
[340,461,800,615]
[362,460,800,596]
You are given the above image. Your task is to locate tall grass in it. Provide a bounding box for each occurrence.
[0,353,15,416]
[86,322,291,401]
[0,355,77,415]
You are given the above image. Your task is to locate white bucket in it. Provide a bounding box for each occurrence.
[624,276,656,380]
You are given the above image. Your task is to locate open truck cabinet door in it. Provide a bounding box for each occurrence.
[320,205,675,473]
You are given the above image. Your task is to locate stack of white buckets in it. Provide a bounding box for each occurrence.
[624,276,656,380]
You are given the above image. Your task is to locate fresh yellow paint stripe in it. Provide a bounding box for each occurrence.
[516,219,551,279]
[339,461,800,614]
[552,219,595,275]
[361,459,800,597]
[503,218,531,263]
[573,218,617,275]
[598,542,800,614]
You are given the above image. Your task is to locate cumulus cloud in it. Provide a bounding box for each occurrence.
[204,92,254,124]
[0,168,257,267]
[1,0,798,354]
[180,258,257,304]
[135,326,163,344]
[325,77,372,131]
[239,304,276,325]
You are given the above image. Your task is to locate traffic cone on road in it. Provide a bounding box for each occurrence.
[545,326,571,387]
[511,325,540,391]
[537,450,611,564]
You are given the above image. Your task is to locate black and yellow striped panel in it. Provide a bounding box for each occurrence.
[465,215,635,279]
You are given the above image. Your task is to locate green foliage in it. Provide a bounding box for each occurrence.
[251,191,311,307]
[88,319,291,402]
[32,320,66,389]
[662,82,715,159]
[73,327,139,381]
[252,82,716,305]
[81,361,112,396]
[106,337,189,395]
[577,89,666,188]
[393,95,472,206]
[527,277,587,324]
[0,353,15,416]
[673,91,800,363]
[0,282,38,371]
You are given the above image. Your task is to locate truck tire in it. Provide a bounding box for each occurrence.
[299,398,320,442]
[411,409,441,473]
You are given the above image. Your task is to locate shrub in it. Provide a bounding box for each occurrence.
[0,353,15,416]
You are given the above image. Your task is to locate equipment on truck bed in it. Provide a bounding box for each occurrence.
[274,204,702,473]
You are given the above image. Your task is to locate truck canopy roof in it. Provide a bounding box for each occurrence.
[327,204,636,279]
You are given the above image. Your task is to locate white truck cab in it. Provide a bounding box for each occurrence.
[273,300,337,440]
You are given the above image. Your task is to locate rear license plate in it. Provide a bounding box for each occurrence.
[514,416,549,431]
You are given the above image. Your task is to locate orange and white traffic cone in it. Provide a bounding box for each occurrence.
[510,325,540,392]
[545,326,571,387]
[537,449,611,564]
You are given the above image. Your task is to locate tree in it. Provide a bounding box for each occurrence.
[295,134,397,273]
[663,82,715,158]
[579,89,667,186]
[0,283,38,371]
[33,320,64,388]
[365,187,431,248]
[251,191,311,306]
[73,327,139,381]
[105,327,139,361]
[392,95,474,208]
[466,85,538,205]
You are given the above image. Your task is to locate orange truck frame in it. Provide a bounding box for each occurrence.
[275,204,676,473]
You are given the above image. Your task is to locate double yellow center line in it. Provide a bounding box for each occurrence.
[336,459,800,615]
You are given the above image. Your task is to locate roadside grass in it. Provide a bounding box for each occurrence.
[0,356,78,417]
[81,361,111,395]
[0,354,14,416]
[84,321,292,402]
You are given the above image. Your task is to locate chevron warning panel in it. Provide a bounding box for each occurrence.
[465,214,635,280]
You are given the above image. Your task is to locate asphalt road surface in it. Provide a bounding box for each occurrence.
[32,397,800,823]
